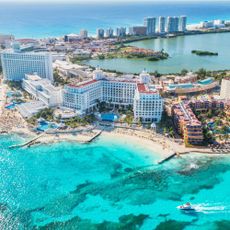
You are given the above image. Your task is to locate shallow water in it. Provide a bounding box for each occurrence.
[0,134,230,229]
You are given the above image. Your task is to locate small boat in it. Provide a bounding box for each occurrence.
[177,202,196,211]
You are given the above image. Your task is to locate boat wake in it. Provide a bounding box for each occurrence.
[193,203,227,214]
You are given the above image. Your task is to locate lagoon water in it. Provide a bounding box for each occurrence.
[1,134,230,229]
[86,32,230,74]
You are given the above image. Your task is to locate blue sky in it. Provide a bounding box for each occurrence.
[0,0,228,2]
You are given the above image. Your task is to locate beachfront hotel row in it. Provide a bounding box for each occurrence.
[1,48,229,145]
[63,68,164,122]
[0,49,164,123]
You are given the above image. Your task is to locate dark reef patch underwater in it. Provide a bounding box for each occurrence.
[1,135,230,229]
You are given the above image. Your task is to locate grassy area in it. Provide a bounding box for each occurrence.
[64,114,96,128]
[27,108,55,126]
[95,45,169,61]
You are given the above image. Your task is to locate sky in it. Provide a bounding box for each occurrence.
[0,0,228,2]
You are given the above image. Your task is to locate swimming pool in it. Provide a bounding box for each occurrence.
[198,78,213,85]
[5,102,21,110]
[36,121,58,132]
[169,83,194,89]
[100,113,119,122]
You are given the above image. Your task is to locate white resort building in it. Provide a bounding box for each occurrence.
[63,68,164,122]
[1,47,53,81]
[22,74,63,107]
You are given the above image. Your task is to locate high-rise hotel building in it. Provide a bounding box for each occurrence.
[166,16,179,33]
[179,16,187,32]
[96,28,105,39]
[144,17,156,35]
[63,68,164,122]
[158,16,166,33]
[1,48,53,82]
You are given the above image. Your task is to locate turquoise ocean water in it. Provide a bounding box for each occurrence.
[0,2,230,38]
[1,134,230,229]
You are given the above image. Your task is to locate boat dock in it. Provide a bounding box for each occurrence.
[9,134,44,149]
[157,152,177,164]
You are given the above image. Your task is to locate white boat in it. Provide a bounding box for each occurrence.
[177,202,196,211]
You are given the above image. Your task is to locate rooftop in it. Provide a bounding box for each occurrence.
[68,79,98,88]
[137,83,157,94]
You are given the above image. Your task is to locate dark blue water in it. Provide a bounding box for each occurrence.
[0,1,230,38]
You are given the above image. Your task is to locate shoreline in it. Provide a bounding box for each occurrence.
[1,127,220,156]
[120,29,230,45]
[3,20,230,40]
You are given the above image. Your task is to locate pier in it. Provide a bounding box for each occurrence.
[9,134,44,149]
[84,130,102,143]
[157,152,177,164]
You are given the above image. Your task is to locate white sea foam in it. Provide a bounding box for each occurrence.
[193,203,227,214]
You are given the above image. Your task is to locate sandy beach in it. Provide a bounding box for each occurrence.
[9,126,213,159]
[38,132,97,144]
[102,128,213,155]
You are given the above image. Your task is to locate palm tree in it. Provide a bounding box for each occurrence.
[169,127,174,138]
[224,134,229,144]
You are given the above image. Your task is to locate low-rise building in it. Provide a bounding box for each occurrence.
[189,95,225,112]
[129,26,147,36]
[16,101,48,118]
[22,74,63,107]
[72,49,91,59]
[64,34,81,42]
[172,101,204,146]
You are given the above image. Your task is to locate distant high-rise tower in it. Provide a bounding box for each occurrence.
[96,28,104,39]
[144,17,156,35]
[179,16,187,32]
[173,16,179,32]
[166,16,173,33]
[105,28,114,38]
[116,27,126,37]
[80,29,88,38]
[166,16,179,33]
[158,16,166,33]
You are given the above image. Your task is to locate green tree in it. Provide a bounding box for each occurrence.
[153,71,161,78]
[181,69,188,76]
[196,68,207,80]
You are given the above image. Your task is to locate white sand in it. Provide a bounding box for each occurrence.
[101,131,170,157]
